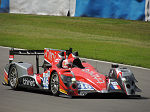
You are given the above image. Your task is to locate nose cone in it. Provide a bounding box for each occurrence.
[72,68,107,92]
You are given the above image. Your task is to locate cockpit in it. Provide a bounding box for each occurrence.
[57,50,85,69]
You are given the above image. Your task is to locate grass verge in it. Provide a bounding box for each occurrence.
[0,13,150,68]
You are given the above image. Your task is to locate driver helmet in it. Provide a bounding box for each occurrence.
[62,59,73,68]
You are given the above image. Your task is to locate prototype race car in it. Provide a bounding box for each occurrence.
[3,48,141,97]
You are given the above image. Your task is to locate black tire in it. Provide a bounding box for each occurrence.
[9,65,19,89]
[50,72,59,96]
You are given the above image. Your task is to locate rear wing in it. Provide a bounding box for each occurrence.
[9,48,44,73]
[44,48,72,64]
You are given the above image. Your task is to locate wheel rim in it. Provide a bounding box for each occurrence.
[51,73,59,94]
[10,67,18,88]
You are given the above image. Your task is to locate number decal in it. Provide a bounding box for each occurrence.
[43,71,50,89]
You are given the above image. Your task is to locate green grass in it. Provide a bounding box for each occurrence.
[0,13,150,68]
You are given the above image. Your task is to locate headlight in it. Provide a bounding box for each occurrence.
[71,78,76,83]
[122,76,129,82]
[122,77,126,82]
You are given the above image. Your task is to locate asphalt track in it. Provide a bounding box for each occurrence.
[0,47,150,112]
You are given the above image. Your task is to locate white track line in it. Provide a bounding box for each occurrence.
[0,46,25,50]
[0,46,150,71]
[81,58,150,71]
[0,46,11,49]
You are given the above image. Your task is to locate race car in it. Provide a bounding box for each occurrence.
[3,48,141,97]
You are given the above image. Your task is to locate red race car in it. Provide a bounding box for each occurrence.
[3,48,141,97]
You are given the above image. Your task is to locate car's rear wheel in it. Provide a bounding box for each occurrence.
[9,65,19,89]
[50,72,59,96]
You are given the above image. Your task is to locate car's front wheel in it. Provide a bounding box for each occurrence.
[50,72,60,96]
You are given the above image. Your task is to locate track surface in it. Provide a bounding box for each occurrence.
[0,47,150,112]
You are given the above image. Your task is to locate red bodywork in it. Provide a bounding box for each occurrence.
[35,48,108,96]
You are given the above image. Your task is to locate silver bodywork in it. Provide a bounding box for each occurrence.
[5,62,33,82]
[14,62,33,77]
[5,62,44,89]
[114,68,141,95]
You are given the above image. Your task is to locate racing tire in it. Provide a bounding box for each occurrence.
[9,65,19,90]
[50,72,60,96]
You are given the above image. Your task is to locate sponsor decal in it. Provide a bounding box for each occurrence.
[23,78,35,87]
[55,59,60,63]
[111,81,118,85]
[82,69,105,84]
[110,81,121,90]
[59,89,67,94]
[77,82,94,90]
[9,55,14,60]
[45,50,56,61]
[4,71,8,84]
[43,71,50,89]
